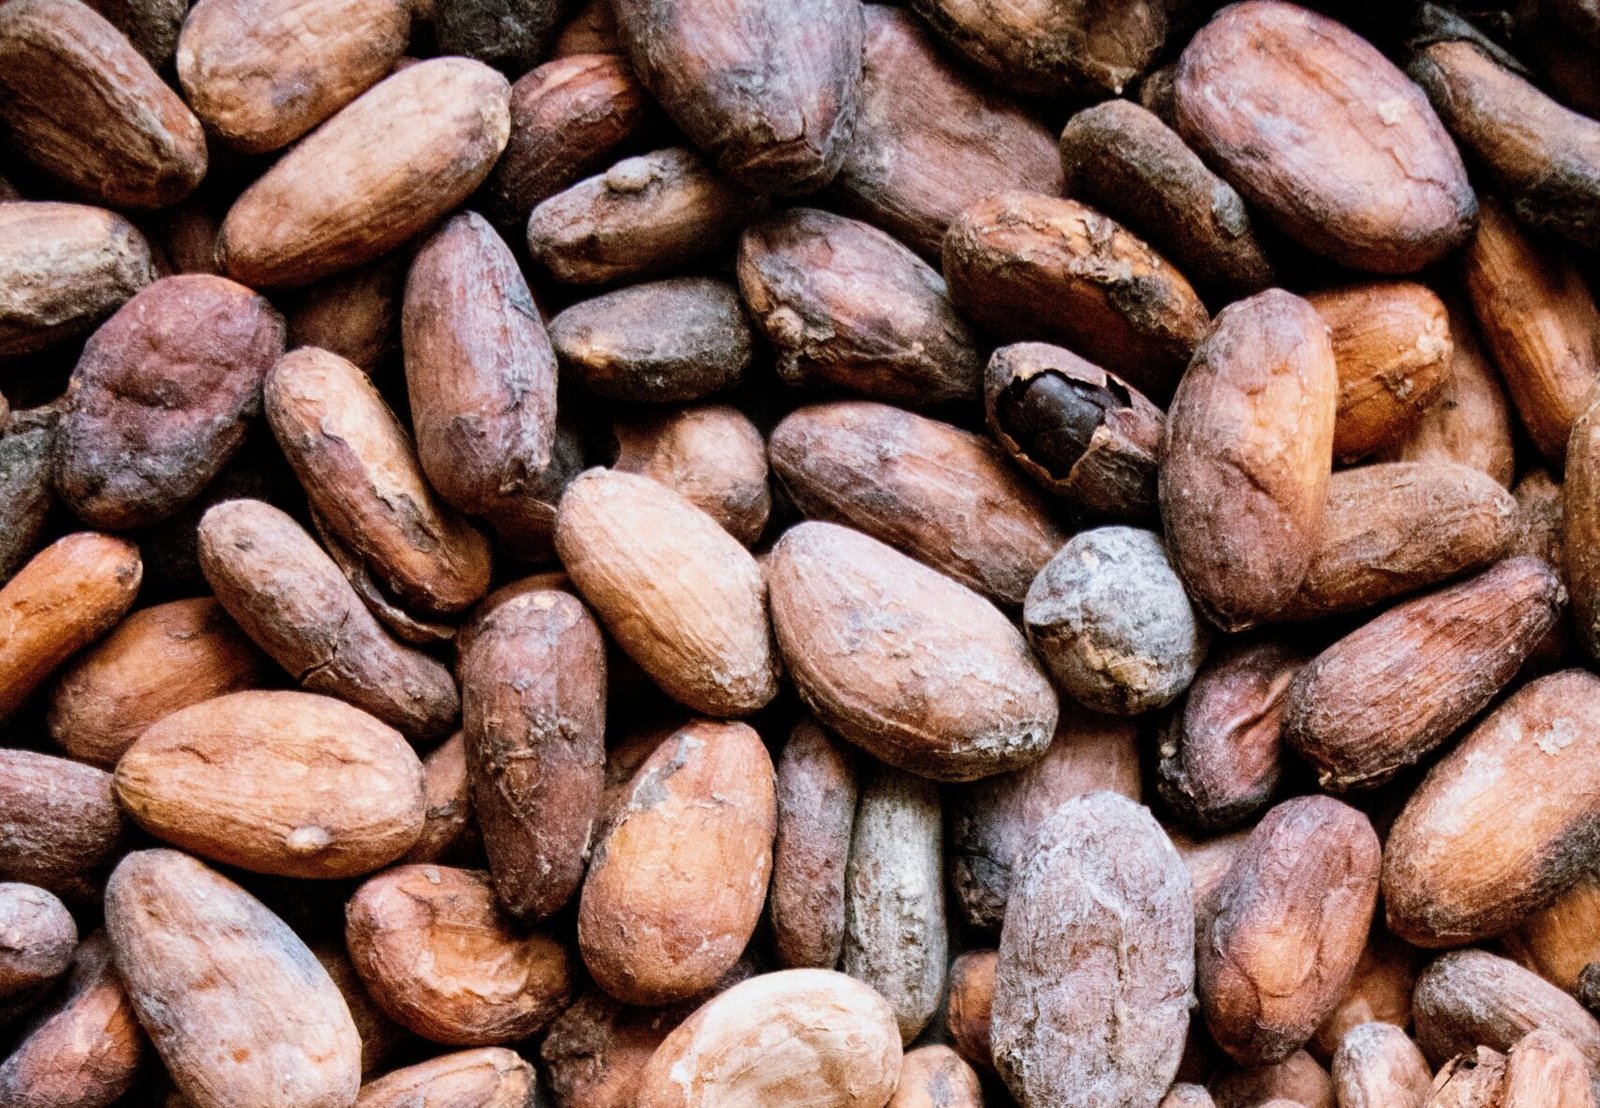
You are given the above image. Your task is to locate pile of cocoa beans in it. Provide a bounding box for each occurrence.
[4,0,1600,1104]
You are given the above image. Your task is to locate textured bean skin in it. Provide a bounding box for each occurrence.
[1198,796,1381,1066]
[992,791,1194,1108]
[106,849,361,1108]
[461,590,605,922]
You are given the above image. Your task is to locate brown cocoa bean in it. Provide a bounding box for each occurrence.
[609,0,862,193]
[611,405,770,547]
[943,191,1209,402]
[549,277,751,404]
[0,533,141,720]
[0,751,124,902]
[1158,638,1309,831]
[1309,931,1419,1061]
[526,147,763,286]
[1211,1050,1334,1108]
[632,969,901,1107]
[770,400,1065,608]
[577,719,774,1006]
[314,942,408,1077]
[265,346,492,617]
[485,53,655,230]
[1460,197,1600,465]
[462,589,605,922]
[831,6,1063,260]
[1501,1028,1596,1107]
[0,930,144,1108]
[434,0,559,75]
[1199,796,1380,1066]
[1331,1022,1432,1108]
[286,253,407,375]
[218,58,510,287]
[1284,557,1563,791]
[402,212,560,546]
[1282,462,1520,622]
[739,208,983,409]
[909,0,1165,97]
[0,202,155,360]
[992,791,1194,1108]
[0,415,58,584]
[114,690,425,879]
[1413,949,1600,1070]
[887,1046,982,1108]
[355,1048,534,1108]
[770,718,858,970]
[47,597,264,768]
[1411,39,1600,253]
[54,275,286,529]
[554,467,777,717]
[0,882,75,1018]
[198,498,461,743]
[768,520,1057,781]
[1563,382,1600,661]
[1174,0,1475,272]
[1308,282,1454,462]
[1159,289,1339,632]
[541,988,677,1108]
[950,711,1140,932]
[1381,295,1517,486]
[1384,670,1600,948]
[946,949,995,1073]
[0,0,206,210]
[176,0,409,153]
[83,0,182,66]
[1504,874,1600,994]
[1426,1047,1508,1108]
[402,732,478,865]
[346,864,572,1045]
[106,849,360,1108]
[1059,99,1275,302]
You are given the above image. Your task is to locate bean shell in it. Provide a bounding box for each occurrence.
[114,690,425,879]
[218,58,511,287]
[767,520,1057,782]
[632,969,902,1108]
[345,864,572,1046]
[578,719,774,1006]
[1173,0,1475,272]
[106,849,360,1108]
[993,792,1194,1107]
[554,467,777,717]
[176,0,409,153]
[1384,669,1600,948]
